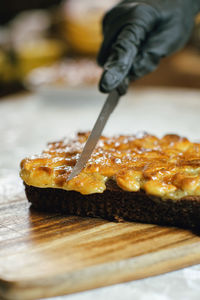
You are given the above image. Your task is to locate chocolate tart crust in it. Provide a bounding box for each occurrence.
[24,180,200,230]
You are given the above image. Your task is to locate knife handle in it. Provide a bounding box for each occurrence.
[117,76,131,96]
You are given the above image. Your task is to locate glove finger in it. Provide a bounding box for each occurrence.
[97,3,159,67]
[130,52,160,79]
[117,76,131,96]
[99,25,140,93]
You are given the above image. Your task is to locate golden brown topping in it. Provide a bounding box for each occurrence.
[20,132,200,199]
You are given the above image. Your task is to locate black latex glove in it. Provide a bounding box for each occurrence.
[98,0,200,94]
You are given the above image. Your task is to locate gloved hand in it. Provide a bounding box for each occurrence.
[98,0,200,94]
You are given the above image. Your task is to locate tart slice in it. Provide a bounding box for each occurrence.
[20,132,200,229]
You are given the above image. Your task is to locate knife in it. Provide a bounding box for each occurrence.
[67,89,120,181]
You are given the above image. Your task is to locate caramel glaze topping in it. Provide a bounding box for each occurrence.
[20,132,200,200]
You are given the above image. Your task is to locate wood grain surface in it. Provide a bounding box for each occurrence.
[0,175,200,300]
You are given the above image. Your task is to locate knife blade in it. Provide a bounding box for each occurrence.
[67,89,120,181]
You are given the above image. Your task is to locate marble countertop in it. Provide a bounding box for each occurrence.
[1,87,200,300]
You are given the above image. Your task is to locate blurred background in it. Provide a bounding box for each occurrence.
[0,0,200,97]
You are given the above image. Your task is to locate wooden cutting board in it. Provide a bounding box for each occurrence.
[0,174,200,300]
